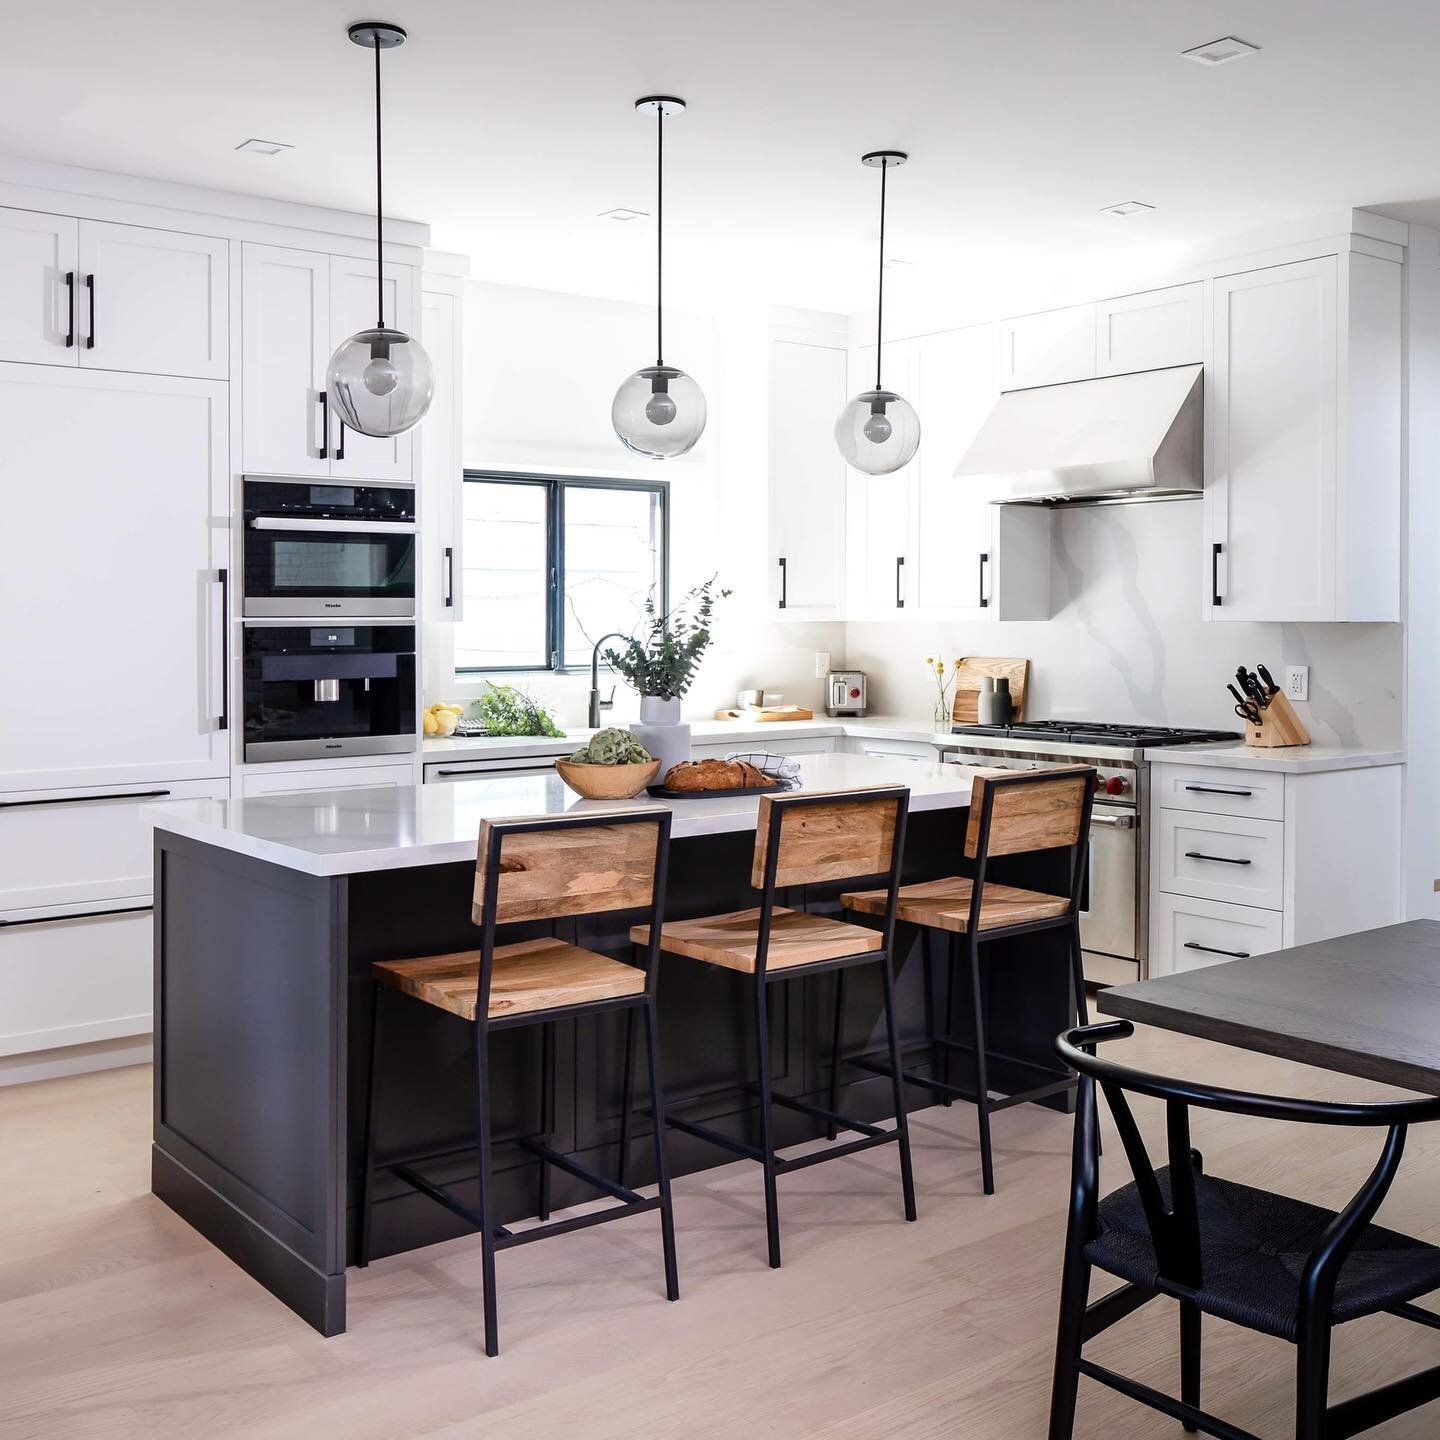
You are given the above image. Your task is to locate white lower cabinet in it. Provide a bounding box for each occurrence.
[0,908,154,1058]
[847,738,940,762]
[690,736,838,761]
[240,763,415,796]
[1151,893,1284,975]
[1156,810,1284,910]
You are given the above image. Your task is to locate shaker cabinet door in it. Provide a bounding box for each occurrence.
[0,207,79,366]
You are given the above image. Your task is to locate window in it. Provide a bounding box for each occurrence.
[456,473,668,672]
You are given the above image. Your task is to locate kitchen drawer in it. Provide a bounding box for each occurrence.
[0,907,153,1056]
[242,763,415,796]
[1151,762,1285,822]
[0,777,229,914]
[1157,810,1284,910]
[849,739,940,762]
[1151,893,1283,977]
[425,757,563,783]
[691,736,837,760]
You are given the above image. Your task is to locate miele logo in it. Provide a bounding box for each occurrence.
[324,602,341,609]
[325,743,341,750]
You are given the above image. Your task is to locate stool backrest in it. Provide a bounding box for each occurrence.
[473,810,668,926]
[752,786,907,890]
[964,766,1093,860]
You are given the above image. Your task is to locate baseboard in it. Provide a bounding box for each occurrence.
[0,1035,153,1087]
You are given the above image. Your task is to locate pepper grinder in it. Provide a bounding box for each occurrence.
[977,675,999,725]
[993,675,1013,724]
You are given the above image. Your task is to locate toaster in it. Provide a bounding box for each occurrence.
[826,670,868,717]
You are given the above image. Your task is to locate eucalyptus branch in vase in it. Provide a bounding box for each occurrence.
[602,576,732,703]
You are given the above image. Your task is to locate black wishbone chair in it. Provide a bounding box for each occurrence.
[1049,1021,1440,1440]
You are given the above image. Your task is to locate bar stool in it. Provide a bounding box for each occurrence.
[839,766,1095,1196]
[359,809,678,1357]
[631,785,914,1270]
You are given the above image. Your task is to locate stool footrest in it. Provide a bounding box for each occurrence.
[392,1163,512,1240]
[661,1109,766,1163]
[774,1128,901,1173]
[497,1197,663,1250]
[847,1054,1075,1111]
[750,1086,885,1139]
[517,1136,642,1205]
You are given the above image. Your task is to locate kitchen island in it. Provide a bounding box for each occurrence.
[147,754,1081,1335]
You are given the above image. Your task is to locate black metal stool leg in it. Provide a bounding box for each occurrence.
[473,1022,500,1357]
[358,984,384,1268]
[752,976,782,1268]
[922,927,950,1106]
[943,932,959,1100]
[643,996,680,1302]
[826,967,847,1141]
[968,935,995,1195]
[879,950,918,1222]
[618,1004,637,1188]
[1068,924,1090,1028]
[537,1019,555,1221]
[1180,1298,1201,1432]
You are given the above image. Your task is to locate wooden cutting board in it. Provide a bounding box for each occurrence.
[950,658,1030,725]
[713,705,815,722]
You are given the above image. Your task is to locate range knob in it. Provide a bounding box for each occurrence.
[1104,775,1129,796]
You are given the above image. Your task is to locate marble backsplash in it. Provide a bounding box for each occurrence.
[843,500,1403,748]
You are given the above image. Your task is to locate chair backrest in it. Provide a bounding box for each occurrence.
[1056,1021,1440,1303]
[473,810,668,926]
[752,786,908,891]
[964,766,1093,860]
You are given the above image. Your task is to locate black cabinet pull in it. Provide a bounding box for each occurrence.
[1184,850,1251,866]
[0,904,153,929]
[1184,940,1251,960]
[64,271,76,347]
[0,788,171,811]
[85,272,96,349]
[1184,784,1253,797]
[895,555,905,609]
[335,418,346,461]
[217,568,229,731]
[443,545,455,609]
[777,556,787,610]
[978,551,989,608]
[1211,541,1222,607]
[318,390,329,460]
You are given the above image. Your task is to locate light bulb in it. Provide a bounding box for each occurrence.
[644,390,678,425]
[862,410,893,444]
[363,355,399,396]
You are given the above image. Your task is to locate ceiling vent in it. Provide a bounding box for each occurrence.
[597,207,648,222]
[1099,201,1155,218]
[1182,36,1260,65]
[235,138,293,156]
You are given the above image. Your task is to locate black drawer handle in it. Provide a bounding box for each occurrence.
[1184,784,1253,797]
[0,904,152,929]
[443,545,455,608]
[85,272,96,349]
[318,390,329,460]
[335,418,346,462]
[978,551,989,608]
[1211,541,1222,607]
[217,568,229,731]
[0,788,171,810]
[777,556,787,610]
[1184,851,1251,866]
[1184,940,1251,960]
[895,555,905,609]
[64,270,76,347]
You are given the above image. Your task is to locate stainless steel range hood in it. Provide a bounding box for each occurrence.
[954,363,1203,505]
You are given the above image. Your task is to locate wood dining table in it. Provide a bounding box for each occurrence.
[1098,919,1440,1094]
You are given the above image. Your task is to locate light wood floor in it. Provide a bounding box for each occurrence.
[4,1024,1440,1439]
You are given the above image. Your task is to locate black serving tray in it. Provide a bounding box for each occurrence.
[645,782,787,800]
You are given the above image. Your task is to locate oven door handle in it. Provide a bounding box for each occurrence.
[249,517,417,534]
[1090,813,1135,830]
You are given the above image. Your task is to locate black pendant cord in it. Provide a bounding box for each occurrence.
[655,106,664,368]
[874,158,887,391]
[373,35,385,329]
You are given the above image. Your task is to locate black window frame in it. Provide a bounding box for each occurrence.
[456,469,670,675]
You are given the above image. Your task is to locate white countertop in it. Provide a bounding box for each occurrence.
[1142,743,1403,774]
[420,714,957,763]
[148,752,988,878]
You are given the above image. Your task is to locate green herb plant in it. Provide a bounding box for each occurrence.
[471,682,564,738]
[602,576,731,701]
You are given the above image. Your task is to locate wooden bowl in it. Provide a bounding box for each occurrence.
[554,758,661,800]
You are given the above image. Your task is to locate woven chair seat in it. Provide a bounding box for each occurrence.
[1086,1167,1440,1342]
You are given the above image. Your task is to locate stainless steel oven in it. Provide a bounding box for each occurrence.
[242,622,417,762]
[242,476,416,617]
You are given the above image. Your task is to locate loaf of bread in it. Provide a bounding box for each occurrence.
[663,758,771,792]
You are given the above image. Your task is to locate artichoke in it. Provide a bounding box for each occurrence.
[569,727,653,765]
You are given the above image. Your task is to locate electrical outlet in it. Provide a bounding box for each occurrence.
[1285,665,1310,702]
[814,651,831,678]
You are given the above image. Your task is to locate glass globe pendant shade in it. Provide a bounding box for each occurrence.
[835,388,920,475]
[612,364,707,458]
[327,326,435,438]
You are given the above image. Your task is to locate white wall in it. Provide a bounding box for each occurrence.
[425,280,842,726]
[846,499,1403,747]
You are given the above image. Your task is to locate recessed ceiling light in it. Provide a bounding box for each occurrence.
[1182,36,1260,65]
[883,255,916,269]
[235,138,293,156]
[598,207,648,222]
[1099,200,1156,218]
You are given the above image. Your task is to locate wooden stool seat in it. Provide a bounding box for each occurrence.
[631,907,880,975]
[842,875,1070,933]
[374,937,645,1022]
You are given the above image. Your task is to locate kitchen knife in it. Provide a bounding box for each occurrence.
[1256,664,1280,697]
[1236,667,1267,706]
[1227,682,1260,721]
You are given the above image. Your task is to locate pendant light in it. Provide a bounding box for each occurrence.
[326,21,434,439]
[612,96,707,459]
[835,151,920,475]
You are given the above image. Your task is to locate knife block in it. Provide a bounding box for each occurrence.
[1244,690,1310,748]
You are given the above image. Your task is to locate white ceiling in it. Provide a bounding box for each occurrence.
[4,0,1440,315]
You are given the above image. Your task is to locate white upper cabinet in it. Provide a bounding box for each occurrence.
[420,275,465,622]
[1206,253,1400,622]
[0,209,78,365]
[77,221,228,379]
[240,243,417,482]
[769,336,848,617]
[0,364,229,791]
[998,303,1096,390]
[0,208,226,378]
[847,341,915,615]
[240,243,330,477]
[1096,282,1204,375]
